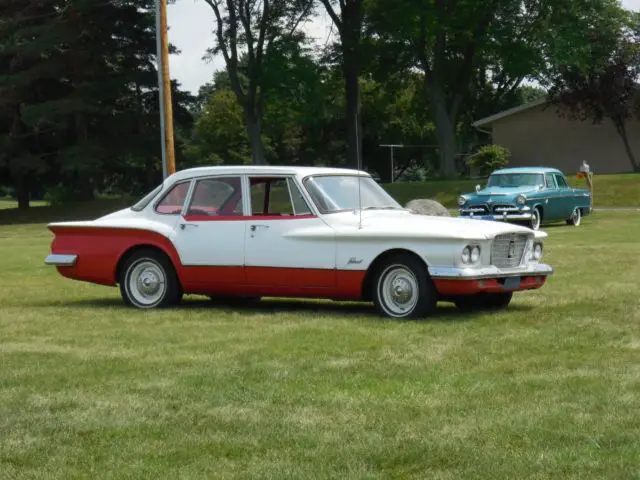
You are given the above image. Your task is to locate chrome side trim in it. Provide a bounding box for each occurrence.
[44,254,78,266]
[429,263,553,280]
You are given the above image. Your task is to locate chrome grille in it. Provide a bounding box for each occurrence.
[461,204,490,215]
[492,204,518,213]
[491,233,528,268]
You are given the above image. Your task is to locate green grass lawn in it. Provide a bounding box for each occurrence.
[1,211,639,478]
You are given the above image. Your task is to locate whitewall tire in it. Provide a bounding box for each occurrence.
[372,253,437,319]
[567,208,581,226]
[530,207,541,231]
[119,249,181,309]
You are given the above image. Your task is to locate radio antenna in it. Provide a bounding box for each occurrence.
[355,113,363,229]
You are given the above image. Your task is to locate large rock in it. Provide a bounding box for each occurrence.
[405,198,451,217]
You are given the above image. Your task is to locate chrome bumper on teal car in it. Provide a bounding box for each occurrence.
[458,206,532,221]
[429,263,553,280]
[45,254,78,266]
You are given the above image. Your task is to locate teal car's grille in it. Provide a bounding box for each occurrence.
[491,233,529,268]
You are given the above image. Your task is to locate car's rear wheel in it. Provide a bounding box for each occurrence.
[119,249,181,309]
[454,292,513,311]
[566,207,581,226]
[372,253,437,319]
[530,207,542,230]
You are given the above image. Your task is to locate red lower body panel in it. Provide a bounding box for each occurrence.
[434,275,547,296]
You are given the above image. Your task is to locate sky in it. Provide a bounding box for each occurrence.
[167,0,640,95]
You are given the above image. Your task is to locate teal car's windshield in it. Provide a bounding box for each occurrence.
[487,173,544,188]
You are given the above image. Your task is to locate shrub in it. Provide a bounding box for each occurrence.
[468,144,511,176]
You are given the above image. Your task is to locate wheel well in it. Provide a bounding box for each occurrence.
[534,204,544,219]
[360,248,429,301]
[115,244,176,285]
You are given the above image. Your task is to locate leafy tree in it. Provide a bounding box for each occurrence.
[468,144,511,176]
[202,0,315,165]
[547,11,640,172]
[367,0,629,177]
[0,0,195,206]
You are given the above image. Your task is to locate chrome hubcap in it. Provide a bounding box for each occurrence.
[380,266,419,316]
[128,260,166,307]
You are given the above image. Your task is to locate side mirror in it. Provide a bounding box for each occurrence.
[538,184,544,190]
[475,184,481,193]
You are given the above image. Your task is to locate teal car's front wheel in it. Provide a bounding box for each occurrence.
[530,207,541,231]
[566,208,581,226]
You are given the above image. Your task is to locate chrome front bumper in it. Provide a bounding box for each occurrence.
[45,254,78,267]
[459,211,533,221]
[429,263,553,280]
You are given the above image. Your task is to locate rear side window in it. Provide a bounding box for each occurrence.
[155,181,191,215]
[187,177,243,216]
[555,174,569,188]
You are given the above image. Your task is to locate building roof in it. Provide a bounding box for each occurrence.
[472,97,548,128]
[168,165,368,183]
[492,167,563,175]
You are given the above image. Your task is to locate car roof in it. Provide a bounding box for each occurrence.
[166,165,369,183]
[491,167,563,175]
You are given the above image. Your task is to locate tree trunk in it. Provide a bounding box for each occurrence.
[432,100,457,177]
[343,60,361,169]
[245,109,267,165]
[614,119,640,172]
[16,174,30,210]
[74,111,95,200]
[427,82,458,178]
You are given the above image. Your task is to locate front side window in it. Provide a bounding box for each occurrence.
[155,181,191,215]
[249,177,313,216]
[302,175,401,214]
[545,174,556,189]
[186,177,243,216]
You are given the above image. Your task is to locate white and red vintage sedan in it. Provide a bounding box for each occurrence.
[44,166,553,318]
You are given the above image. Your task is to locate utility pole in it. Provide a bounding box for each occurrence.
[155,0,176,179]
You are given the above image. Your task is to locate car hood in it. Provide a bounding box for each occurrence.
[325,209,545,240]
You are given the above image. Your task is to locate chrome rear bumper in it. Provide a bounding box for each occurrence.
[45,254,78,267]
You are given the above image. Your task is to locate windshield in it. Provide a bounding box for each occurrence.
[486,173,544,188]
[130,184,163,211]
[303,175,402,214]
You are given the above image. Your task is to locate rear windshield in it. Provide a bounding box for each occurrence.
[130,184,163,211]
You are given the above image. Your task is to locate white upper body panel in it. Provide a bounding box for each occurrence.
[47,165,547,271]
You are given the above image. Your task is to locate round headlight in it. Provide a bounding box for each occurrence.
[533,243,543,260]
[461,246,471,264]
[516,194,526,206]
[458,196,467,207]
[471,246,481,263]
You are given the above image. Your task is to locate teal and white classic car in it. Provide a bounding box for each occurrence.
[457,167,592,230]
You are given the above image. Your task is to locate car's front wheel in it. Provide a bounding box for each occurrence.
[566,207,581,226]
[119,249,181,309]
[530,207,542,230]
[372,253,437,319]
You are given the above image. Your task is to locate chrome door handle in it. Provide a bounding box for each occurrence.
[250,224,269,232]
[180,223,199,230]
